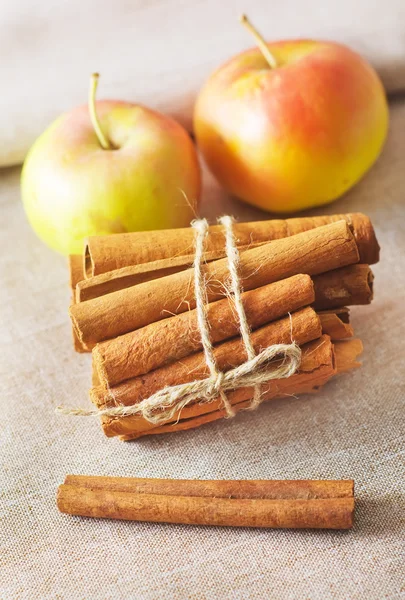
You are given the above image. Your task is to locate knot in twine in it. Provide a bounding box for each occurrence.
[57,216,301,425]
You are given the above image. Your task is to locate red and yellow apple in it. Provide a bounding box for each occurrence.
[22,75,201,255]
[194,16,389,213]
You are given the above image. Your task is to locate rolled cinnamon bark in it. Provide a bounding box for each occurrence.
[84,211,378,277]
[68,255,86,353]
[77,260,190,302]
[91,359,100,386]
[77,263,374,307]
[77,263,373,310]
[62,475,353,499]
[120,337,362,440]
[313,264,373,310]
[98,334,337,438]
[93,274,315,386]
[71,220,359,348]
[69,254,84,289]
[57,485,354,529]
[93,307,322,409]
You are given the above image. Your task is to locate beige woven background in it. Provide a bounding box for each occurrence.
[1,95,404,598]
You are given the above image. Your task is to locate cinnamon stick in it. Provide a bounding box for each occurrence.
[84,211,378,277]
[77,260,191,302]
[68,255,86,353]
[62,475,353,499]
[93,274,315,386]
[68,254,84,289]
[313,264,373,310]
[91,359,100,387]
[120,337,363,441]
[71,220,359,348]
[97,334,338,438]
[57,476,354,529]
[57,485,354,529]
[77,261,372,307]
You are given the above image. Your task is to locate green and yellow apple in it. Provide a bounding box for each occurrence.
[194,15,388,213]
[22,75,201,254]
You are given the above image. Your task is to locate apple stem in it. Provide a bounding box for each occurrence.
[88,73,112,150]
[239,14,277,69]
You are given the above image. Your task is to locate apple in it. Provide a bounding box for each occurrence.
[22,74,201,255]
[194,15,389,213]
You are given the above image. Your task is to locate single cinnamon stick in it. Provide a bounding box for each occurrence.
[68,255,86,353]
[69,254,84,289]
[77,259,191,302]
[93,274,315,386]
[97,334,337,438]
[77,263,374,307]
[57,485,354,529]
[62,475,353,499]
[93,306,322,410]
[120,337,362,441]
[313,264,373,310]
[77,261,373,308]
[84,211,378,277]
[71,220,359,348]
[91,359,100,386]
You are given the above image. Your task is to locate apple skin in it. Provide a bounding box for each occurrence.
[21,101,201,254]
[194,40,389,213]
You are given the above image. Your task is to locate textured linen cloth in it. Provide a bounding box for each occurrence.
[1,0,405,166]
[1,100,405,599]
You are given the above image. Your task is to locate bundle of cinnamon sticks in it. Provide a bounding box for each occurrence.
[68,213,379,440]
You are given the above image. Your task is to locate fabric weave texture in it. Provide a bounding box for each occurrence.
[0,101,404,600]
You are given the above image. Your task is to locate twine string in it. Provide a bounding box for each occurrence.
[218,215,261,410]
[191,219,235,418]
[57,217,301,424]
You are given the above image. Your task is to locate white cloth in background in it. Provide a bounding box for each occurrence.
[1,0,405,167]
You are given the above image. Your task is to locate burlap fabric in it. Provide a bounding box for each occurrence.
[0,100,404,599]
